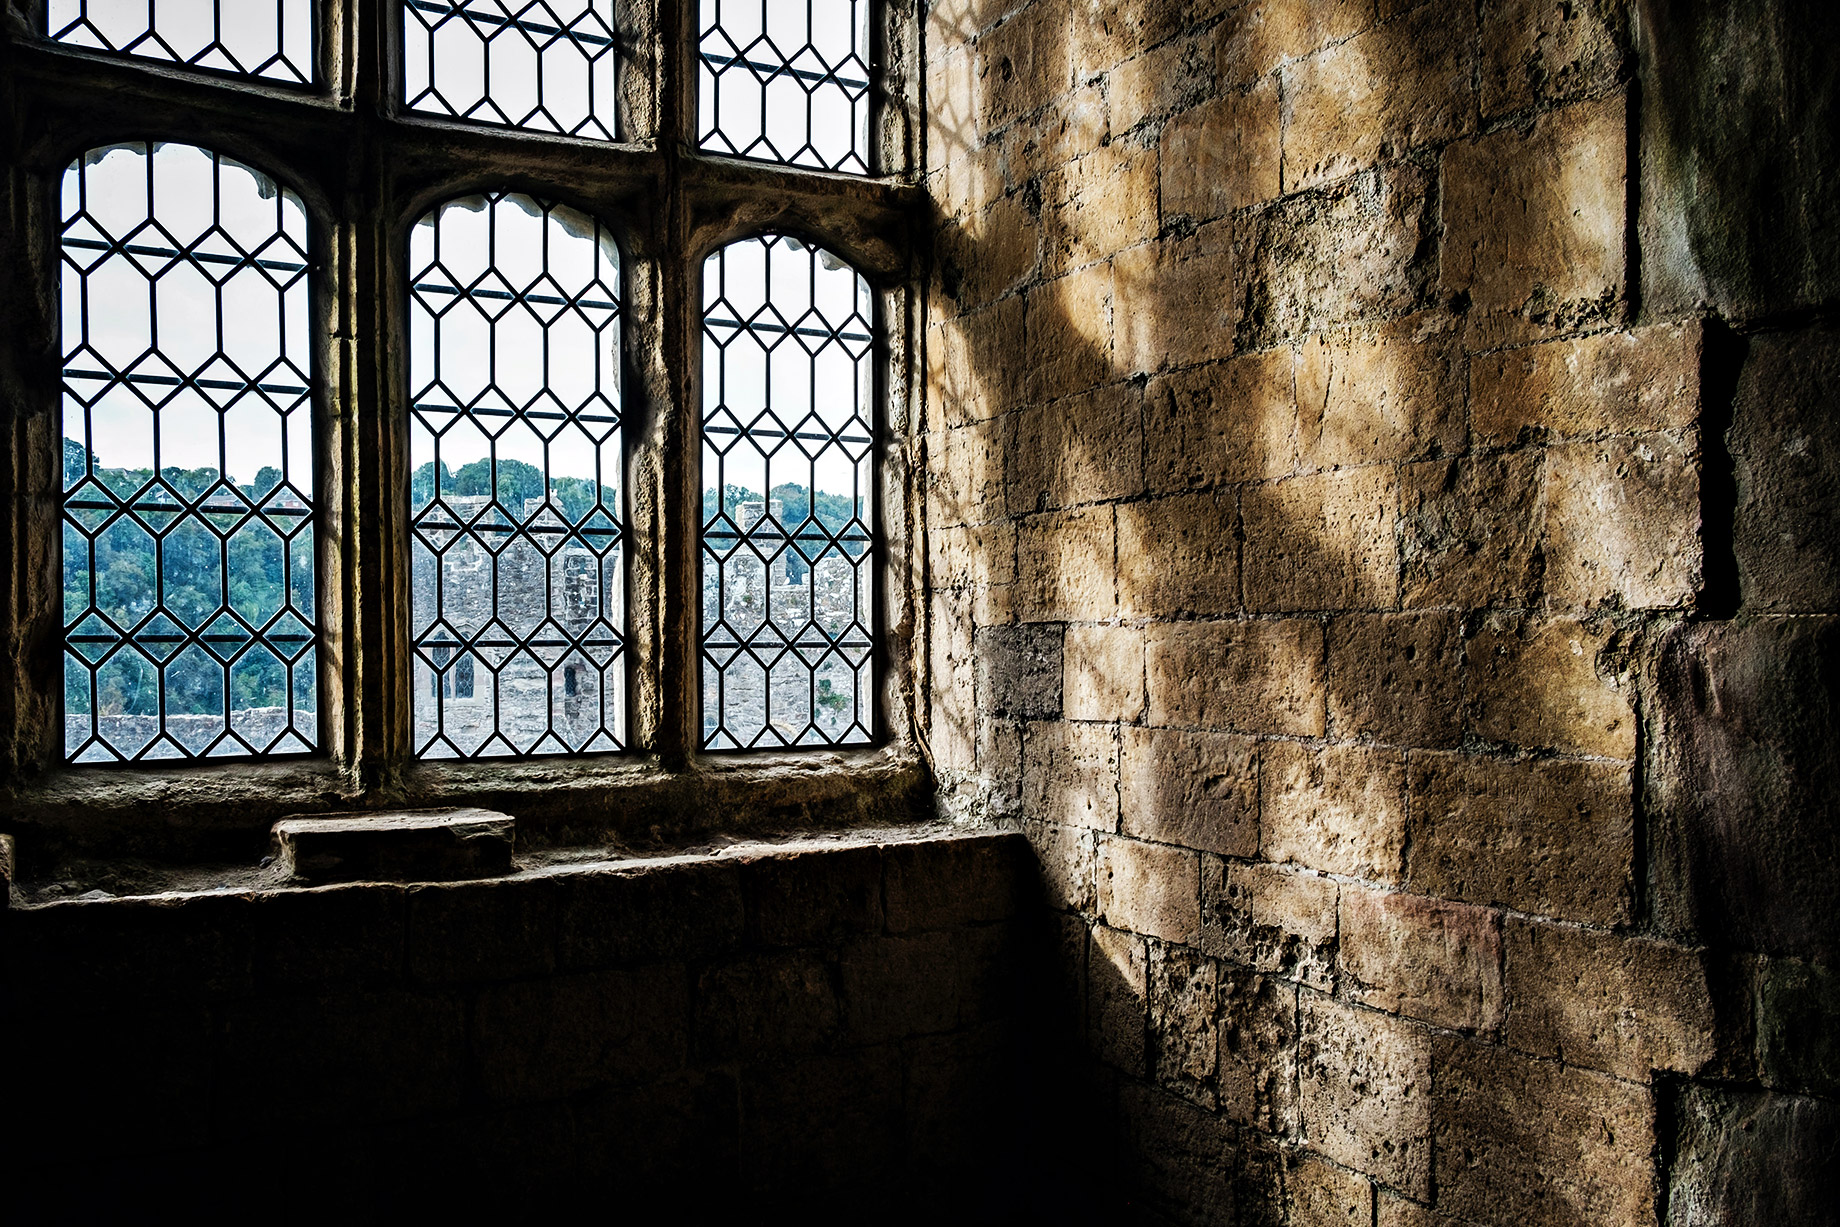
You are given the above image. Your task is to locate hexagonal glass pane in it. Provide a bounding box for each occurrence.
[698,0,871,174]
[405,0,619,140]
[46,0,315,84]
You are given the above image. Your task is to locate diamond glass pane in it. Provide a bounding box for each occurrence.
[404,0,619,140]
[701,235,874,750]
[60,142,318,763]
[409,192,625,758]
[698,0,871,174]
[46,0,315,84]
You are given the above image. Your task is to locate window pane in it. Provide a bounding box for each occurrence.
[409,192,625,758]
[701,235,874,750]
[61,142,318,762]
[46,0,315,84]
[404,0,619,140]
[699,0,871,174]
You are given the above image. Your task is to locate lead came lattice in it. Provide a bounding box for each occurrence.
[404,0,619,139]
[701,235,875,750]
[46,0,315,84]
[60,142,319,762]
[409,192,626,758]
[698,0,871,174]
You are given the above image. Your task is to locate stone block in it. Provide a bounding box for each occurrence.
[1150,943,1221,1108]
[928,419,1007,526]
[1090,922,1149,1076]
[1288,1151,1375,1226]
[1005,381,1143,514]
[925,294,1026,428]
[1162,80,1282,222]
[1731,322,1840,611]
[1109,33,1210,133]
[1143,348,1298,493]
[738,1047,904,1200]
[1263,741,1408,884]
[1202,857,1338,990]
[1025,263,1114,404]
[1399,452,1545,608]
[1024,720,1120,831]
[1146,618,1326,736]
[1480,0,1627,117]
[1668,1084,1840,1227]
[1326,612,1464,749]
[557,859,744,970]
[1024,818,1096,912]
[1296,312,1465,470]
[1281,0,1475,191]
[406,876,560,984]
[1121,726,1259,858]
[1118,491,1243,618]
[1216,963,1300,1132]
[1015,505,1117,621]
[973,1,1071,134]
[1472,322,1701,445]
[1340,885,1503,1032]
[1234,164,1435,348]
[977,622,1065,720]
[1432,1035,1655,1227]
[1242,467,1399,612]
[1044,138,1158,275]
[1544,434,1703,610]
[929,523,1017,626]
[473,965,687,1102]
[840,926,1012,1044]
[1441,93,1627,345]
[1503,917,1714,1080]
[250,883,407,990]
[1467,615,1635,758]
[1757,956,1840,1098]
[1114,222,1239,374]
[1298,996,1433,1198]
[270,808,514,885]
[1216,0,1372,86]
[695,951,839,1059]
[1063,622,1146,722]
[884,833,1028,932]
[1099,835,1201,945]
[1407,752,1634,925]
[1116,1080,1247,1227]
[1067,0,1191,78]
[738,845,882,948]
[937,189,1039,313]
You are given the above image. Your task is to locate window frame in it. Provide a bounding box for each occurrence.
[0,0,925,863]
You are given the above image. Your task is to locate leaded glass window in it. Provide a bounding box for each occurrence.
[46,0,315,84]
[408,192,625,758]
[60,142,318,763]
[700,235,874,750]
[698,0,871,174]
[404,0,619,139]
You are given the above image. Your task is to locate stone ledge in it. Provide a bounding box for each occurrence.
[272,808,516,885]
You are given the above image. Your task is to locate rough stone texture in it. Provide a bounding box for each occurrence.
[1472,322,1701,445]
[1121,726,1258,857]
[976,622,1065,720]
[1668,1084,1840,1227]
[1203,858,1339,991]
[1298,997,1433,1199]
[1099,836,1201,945]
[1466,615,1636,758]
[1262,741,1408,884]
[1326,613,1464,748]
[271,809,516,885]
[1146,619,1327,736]
[1340,885,1503,1033]
[1063,623,1145,723]
[1756,957,1840,1098]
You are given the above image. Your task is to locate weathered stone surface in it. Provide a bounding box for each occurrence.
[977,622,1065,720]
[1217,963,1300,1132]
[695,952,839,1059]
[1340,885,1503,1032]
[1432,1035,1655,1227]
[1109,33,1210,132]
[971,1,1071,134]
[1668,1084,1840,1227]
[1730,322,1840,611]
[1297,313,1465,470]
[1650,617,1840,957]
[1327,612,1464,748]
[1235,164,1435,348]
[1063,622,1146,722]
[1146,618,1327,736]
[1298,996,1433,1198]
[937,189,1039,312]
[1441,94,1628,345]
[884,834,1029,933]
[1025,263,1115,403]
[1203,857,1338,990]
[1024,719,1120,831]
[1118,490,1243,617]
[1099,835,1201,944]
[1472,323,1701,445]
[1502,918,1714,1080]
[1281,0,1475,191]
[1467,615,1636,758]
[1287,1150,1374,1226]
[1015,505,1117,620]
[926,294,1026,428]
[1407,753,1634,925]
[1121,726,1258,857]
[1544,434,1702,611]
[1044,138,1159,276]
[1005,381,1143,513]
[1151,943,1220,1107]
[1216,0,1372,87]
[1400,452,1546,608]
[1756,956,1840,1098]
[1263,741,1408,884]
[1114,222,1239,374]
[1242,467,1399,612]
[1143,349,1298,492]
[1090,922,1149,1076]
[271,808,515,885]
[738,845,882,948]
[1116,1080,1243,1227]
[928,419,1007,524]
[1162,80,1281,221]
[1480,0,1627,117]
[1023,819,1096,913]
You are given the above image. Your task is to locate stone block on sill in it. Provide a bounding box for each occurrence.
[271,808,516,885]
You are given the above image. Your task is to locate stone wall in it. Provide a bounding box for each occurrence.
[2,830,1037,1217]
[922,0,1838,1221]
